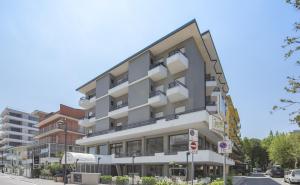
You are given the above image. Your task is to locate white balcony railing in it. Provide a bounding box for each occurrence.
[166,51,188,74]
[79,115,97,127]
[79,95,96,109]
[108,102,129,119]
[148,63,167,81]
[166,81,189,103]
[148,90,167,107]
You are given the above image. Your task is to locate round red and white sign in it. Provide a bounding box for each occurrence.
[190,141,197,150]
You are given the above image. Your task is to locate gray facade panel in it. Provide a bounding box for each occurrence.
[95,118,110,132]
[128,51,151,83]
[128,105,151,124]
[95,96,110,119]
[128,79,150,108]
[96,74,110,98]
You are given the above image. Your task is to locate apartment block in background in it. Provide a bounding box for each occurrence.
[31,104,85,164]
[75,20,235,177]
[0,108,40,162]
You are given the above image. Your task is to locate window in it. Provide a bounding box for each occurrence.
[88,146,97,154]
[110,143,123,155]
[127,140,142,156]
[169,134,188,153]
[154,112,164,118]
[175,106,186,114]
[99,144,108,155]
[117,100,123,106]
[146,137,163,155]
[9,112,22,118]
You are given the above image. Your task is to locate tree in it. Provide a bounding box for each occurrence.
[268,133,294,168]
[288,132,300,168]
[272,0,300,126]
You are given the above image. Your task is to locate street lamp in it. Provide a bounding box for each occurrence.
[97,157,101,173]
[58,118,67,185]
[132,153,136,185]
[186,152,190,181]
[75,159,79,172]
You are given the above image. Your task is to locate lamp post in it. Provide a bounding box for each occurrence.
[186,152,190,182]
[75,159,79,172]
[132,153,136,185]
[97,157,101,173]
[58,118,67,185]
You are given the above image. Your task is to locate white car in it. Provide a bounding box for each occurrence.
[284,169,300,184]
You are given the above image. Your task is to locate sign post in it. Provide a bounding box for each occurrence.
[218,139,232,185]
[188,129,198,185]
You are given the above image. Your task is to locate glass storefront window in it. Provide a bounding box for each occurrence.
[110,143,123,155]
[127,140,141,156]
[169,133,188,153]
[99,144,108,155]
[88,146,97,154]
[146,137,163,155]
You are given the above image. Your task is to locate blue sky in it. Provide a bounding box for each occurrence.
[0,0,299,138]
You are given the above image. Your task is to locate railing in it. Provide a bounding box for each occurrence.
[87,106,206,138]
[206,101,216,106]
[110,74,128,88]
[149,62,166,70]
[168,49,187,57]
[80,94,96,101]
[168,80,187,89]
[38,124,81,135]
[205,75,216,81]
[149,90,166,98]
[213,87,220,92]
[110,101,128,111]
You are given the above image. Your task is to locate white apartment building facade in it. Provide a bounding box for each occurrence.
[75,20,235,178]
[0,108,40,162]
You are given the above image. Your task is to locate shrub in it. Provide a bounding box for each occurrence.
[116,176,129,185]
[155,180,173,185]
[226,176,233,185]
[32,168,41,178]
[48,163,63,176]
[41,168,51,177]
[101,175,113,184]
[209,178,224,185]
[142,177,157,185]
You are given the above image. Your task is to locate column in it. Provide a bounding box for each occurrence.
[163,164,169,177]
[163,135,169,153]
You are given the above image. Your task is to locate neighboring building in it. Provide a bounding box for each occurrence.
[75,20,235,177]
[0,107,40,162]
[225,96,243,166]
[31,104,85,164]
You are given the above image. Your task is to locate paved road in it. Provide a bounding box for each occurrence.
[235,173,289,185]
[0,173,64,185]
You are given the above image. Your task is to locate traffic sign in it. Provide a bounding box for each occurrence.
[189,140,198,154]
[189,129,198,142]
[218,140,232,154]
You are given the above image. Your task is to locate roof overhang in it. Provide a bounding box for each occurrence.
[77,19,228,94]
[37,113,79,127]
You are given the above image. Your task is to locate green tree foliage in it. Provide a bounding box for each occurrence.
[241,138,269,170]
[272,0,300,126]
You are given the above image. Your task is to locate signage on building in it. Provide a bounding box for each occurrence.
[218,140,232,154]
[188,129,198,154]
[34,156,39,164]
[209,115,225,134]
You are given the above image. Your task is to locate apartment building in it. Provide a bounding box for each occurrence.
[225,96,243,165]
[31,104,85,164]
[0,108,40,161]
[75,20,236,177]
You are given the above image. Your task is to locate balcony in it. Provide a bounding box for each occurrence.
[79,94,96,109]
[206,101,217,112]
[166,81,189,103]
[108,102,129,119]
[166,51,188,74]
[78,114,97,127]
[148,63,167,81]
[36,123,84,138]
[109,75,129,97]
[206,76,217,87]
[211,87,221,96]
[91,150,234,166]
[148,90,167,107]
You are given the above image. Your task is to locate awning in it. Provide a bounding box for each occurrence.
[61,152,96,164]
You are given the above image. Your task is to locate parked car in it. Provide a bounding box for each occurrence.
[284,169,300,184]
[270,166,284,178]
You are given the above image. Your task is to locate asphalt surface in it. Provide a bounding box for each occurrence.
[235,173,290,185]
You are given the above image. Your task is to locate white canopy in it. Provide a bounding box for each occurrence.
[61,152,96,164]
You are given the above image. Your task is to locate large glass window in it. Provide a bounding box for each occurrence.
[110,143,123,155]
[146,137,163,155]
[169,134,188,153]
[88,146,97,154]
[99,144,108,155]
[127,140,142,156]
